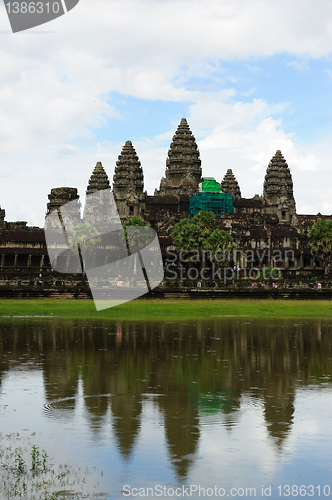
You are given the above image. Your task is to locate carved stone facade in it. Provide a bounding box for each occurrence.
[83,162,115,226]
[46,187,80,216]
[0,206,5,230]
[220,169,241,199]
[0,118,331,279]
[263,150,296,223]
[112,141,145,218]
[46,187,81,230]
[86,162,110,195]
[157,118,202,198]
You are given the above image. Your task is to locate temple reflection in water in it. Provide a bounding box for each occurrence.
[0,317,331,478]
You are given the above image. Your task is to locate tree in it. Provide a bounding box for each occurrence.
[308,219,332,274]
[67,222,101,273]
[122,217,152,284]
[122,217,151,254]
[172,210,234,267]
[171,218,205,253]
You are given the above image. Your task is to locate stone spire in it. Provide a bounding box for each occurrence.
[86,162,110,195]
[263,150,296,222]
[158,118,202,197]
[112,141,145,217]
[84,162,114,225]
[220,169,241,199]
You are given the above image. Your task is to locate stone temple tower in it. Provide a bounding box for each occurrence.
[112,141,145,218]
[263,150,296,223]
[86,161,110,195]
[158,118,202,198]
[220,169,241,199]
[46,187,81,230]
[83,161,115,225]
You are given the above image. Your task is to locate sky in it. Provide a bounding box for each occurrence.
[0,0,332,227]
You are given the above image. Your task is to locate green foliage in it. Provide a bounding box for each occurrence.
[123,217,150,228]
[172,210,234,259]
[172,218,205,251]
[31,445,45,473]
[14,451,26,474]
[67,223,101,256]
[67,223,102,273]
[0,433,103,499]
[122,217,151,254]
[308,219,332,268]
[193,210,215,232]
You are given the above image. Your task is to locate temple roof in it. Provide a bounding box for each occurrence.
[113,141,143,194]
[86,162,110,195]
[296,214,332,226]
[233,197,261,207]
[166,118,201,173]
[263,150,294,198]
[220,169,241,199]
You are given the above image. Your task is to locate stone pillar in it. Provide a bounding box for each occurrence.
[14,253,18,267]
[27,254,32,267]
[40,255,45,268]
[299,252,303,271]
[1,254,4,267]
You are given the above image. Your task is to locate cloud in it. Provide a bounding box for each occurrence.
[0,0,331,225]
[287,60,308,71]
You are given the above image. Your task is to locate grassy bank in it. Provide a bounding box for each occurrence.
[0,298,331,320]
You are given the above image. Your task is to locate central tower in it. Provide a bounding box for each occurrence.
[158,118,202,198]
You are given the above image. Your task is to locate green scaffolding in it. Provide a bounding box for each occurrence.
[201,177,222,193]
[189,192,234,217]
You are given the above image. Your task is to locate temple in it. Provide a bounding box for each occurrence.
[112,141,145,218]
[0,117,331,295]
[157,118,202,198]
[263,150,296,222]
[220,169,241,200]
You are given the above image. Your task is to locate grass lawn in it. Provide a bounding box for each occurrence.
[0,298,331,320]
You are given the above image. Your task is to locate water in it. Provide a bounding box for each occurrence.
[0,317,332,499]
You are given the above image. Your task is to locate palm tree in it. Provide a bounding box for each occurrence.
[122,217,151,254]
[67,222,101,273]
[122,218,152,287]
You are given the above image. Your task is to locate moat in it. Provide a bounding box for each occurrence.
[0,317,332,498]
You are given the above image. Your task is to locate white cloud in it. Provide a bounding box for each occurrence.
[0,0,332,224]
[287,61,308,71]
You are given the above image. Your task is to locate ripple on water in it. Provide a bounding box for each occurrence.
[240,396,265,411]
[43,394,114,419]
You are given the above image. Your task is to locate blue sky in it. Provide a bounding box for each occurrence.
[0,0,332,226]
[95,56,332,145]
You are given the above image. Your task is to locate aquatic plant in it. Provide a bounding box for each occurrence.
[0,432,105,499]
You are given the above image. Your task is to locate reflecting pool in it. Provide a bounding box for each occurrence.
[0,317,332,499]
